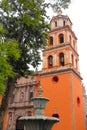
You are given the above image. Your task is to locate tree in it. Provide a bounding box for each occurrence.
[0,0,71,77]
[0,25,20,95]
[0,0,71,128]
[46,0,71,12]
[0,25,20,129]
[0,0,49,77]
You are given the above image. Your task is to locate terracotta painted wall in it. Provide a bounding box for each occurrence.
[2,111,8,130]
[41,72,73,130]
[41,71,86,130]
[71,73,86,130]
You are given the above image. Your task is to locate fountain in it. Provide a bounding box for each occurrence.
[19,84,59,130]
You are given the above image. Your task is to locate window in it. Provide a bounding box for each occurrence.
[71,54,74,66]
[49,36,53,46]
[48,55,53,67]
[77,97,80,106]
[59,34,64,43]
[52,76,59,82]
[63,20,65,26]
[75,59,77,70]
[29,92,33,100]
[55,21,57,27]
[59,53,65,66]
[52,113,59,118]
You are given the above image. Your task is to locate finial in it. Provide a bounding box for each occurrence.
[38,83,43,97]
[58,8,62,15]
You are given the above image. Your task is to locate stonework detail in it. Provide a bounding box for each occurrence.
[6,76,39,130]
[2,13,87,130]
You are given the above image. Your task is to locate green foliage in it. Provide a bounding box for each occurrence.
[0,0,71,94]
[49,0,71,12]
[0,0,49,77]
[0,1,71,128]
[0,25,20,95]
[0,0,71,77]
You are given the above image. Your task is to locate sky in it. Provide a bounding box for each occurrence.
[38,0,87,92]
[47,0,87,92]
[63,0,87,92]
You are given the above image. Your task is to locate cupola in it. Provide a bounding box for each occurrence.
[50,10,72,30]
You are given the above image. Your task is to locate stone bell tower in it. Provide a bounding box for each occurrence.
[40,11,86,130]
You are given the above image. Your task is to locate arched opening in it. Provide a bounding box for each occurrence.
[75,59,77,70]
[59,53,65,66]
[48,55,53,68]
[16,117,24,130]
[71,54,74,66]
[59,34,64,43]
[63,20,65,26]
[77,97,80,106]
[52,113,59,118]
[49,36,53,46]
[55,21,57,27]
[29,91,33,100]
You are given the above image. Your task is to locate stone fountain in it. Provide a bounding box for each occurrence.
[19,85,59,130]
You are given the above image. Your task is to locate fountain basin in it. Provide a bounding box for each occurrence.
[19,116,59,130]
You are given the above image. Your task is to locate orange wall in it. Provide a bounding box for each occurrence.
[2,111,8,130]
[41,72,73,130]
[71,73,86,130]
[41,71,86,130]
[2,71,86,130]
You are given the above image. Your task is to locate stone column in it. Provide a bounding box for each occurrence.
[53,54,57,67]
[42,56,48,69]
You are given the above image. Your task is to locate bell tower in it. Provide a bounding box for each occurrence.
[40,11,86,130]
[42,11,79,72]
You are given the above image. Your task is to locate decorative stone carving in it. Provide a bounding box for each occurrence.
[6,76,38,130]
[20,91,24,102]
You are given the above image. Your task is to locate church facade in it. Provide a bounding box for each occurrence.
[1,12,87,130]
